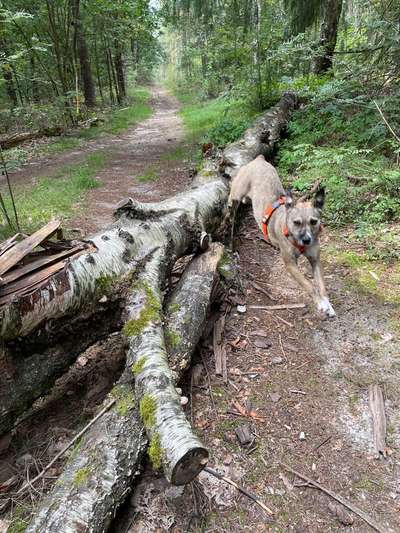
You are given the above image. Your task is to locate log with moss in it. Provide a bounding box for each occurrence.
[26,243,225,532]
[4,93,298,532]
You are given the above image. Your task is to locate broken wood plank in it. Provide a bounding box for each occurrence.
[1,245,85,286]
[249,303,306,311]
[369,384,387,459]
[0,220,60,278]
[0,262,68,305]
[0,234,24,257]
[213,315,226,378]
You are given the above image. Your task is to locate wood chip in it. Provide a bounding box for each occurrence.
[235,424,253,446]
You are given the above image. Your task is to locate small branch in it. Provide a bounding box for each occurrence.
[280,462,387,533]
[249,303,306,311]
[204,466,273,517]
[17,399,116,495]
[373,100,400,144]
[0,145,20,231]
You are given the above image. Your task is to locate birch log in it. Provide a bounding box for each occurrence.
[26,243,225,533]
[20,93,297,531]
[221,91,297,176]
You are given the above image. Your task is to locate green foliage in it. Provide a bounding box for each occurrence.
[178,93,257,147]
[278,80,400,229]
[0,152,107,240]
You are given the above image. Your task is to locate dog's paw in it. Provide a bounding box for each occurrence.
[317,297,336,318]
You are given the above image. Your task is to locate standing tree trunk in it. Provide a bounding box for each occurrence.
[114,43,126,103]
[71,0,96,108]
[0,35,18,108]
[313,0,343,74]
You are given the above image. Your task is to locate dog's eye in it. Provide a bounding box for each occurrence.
[310,218,318,225]
[293,220,302,226]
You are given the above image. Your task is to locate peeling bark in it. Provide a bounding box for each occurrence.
[221,92,297,176]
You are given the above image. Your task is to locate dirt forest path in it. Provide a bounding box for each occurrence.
[8,86,189,236]
[70,86,189,235]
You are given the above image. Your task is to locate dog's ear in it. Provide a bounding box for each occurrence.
[313,187,325,210]
[285,189,294,209]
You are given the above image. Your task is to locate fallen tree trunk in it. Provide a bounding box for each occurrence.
[10,93,297,531]
[0,126,64,150]
[26,243,225,532]
[221,91,297,176]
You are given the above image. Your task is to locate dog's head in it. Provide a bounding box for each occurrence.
[285,188,325,247]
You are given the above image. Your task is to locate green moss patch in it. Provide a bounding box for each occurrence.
[123,281,161,337]
[148,433,163,470]
[132,356,147,376]
[139,394,157,429]
[111,386,135,416]
[165,328,181,349]
[73,466,91,487]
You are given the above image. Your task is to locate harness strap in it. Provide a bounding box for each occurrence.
[261,195,285,241]
[262,196,323,255]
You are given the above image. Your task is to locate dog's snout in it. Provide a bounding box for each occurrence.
[302,235,311,245]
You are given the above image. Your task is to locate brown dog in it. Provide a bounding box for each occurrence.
[228,154,335,318]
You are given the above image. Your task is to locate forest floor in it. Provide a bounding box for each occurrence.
[1,88,400,533]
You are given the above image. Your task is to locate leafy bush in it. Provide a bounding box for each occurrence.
[277,80,400,228]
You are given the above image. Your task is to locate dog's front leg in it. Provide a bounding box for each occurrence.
[283,255,315,299]
[307,252,336,318]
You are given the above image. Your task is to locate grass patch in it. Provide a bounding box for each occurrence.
[77,87,151,140]
[0,152,107,240]
[135,167,159,182]
[160,145,188,162]
[175,91,258,147]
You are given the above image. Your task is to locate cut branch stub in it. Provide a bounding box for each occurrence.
[126,249,208,485]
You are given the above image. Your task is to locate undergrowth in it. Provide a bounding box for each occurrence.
[277,79,400,258]
[0,152,107,240]
[176,91,258,148]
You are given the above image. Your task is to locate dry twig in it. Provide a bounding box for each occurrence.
[204,466,273,517]
[249,303,306,311]
[280,462,388,533]
[17,399,116,495]
[373,100,400,144]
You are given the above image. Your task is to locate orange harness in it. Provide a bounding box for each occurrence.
[261,195,308,254]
